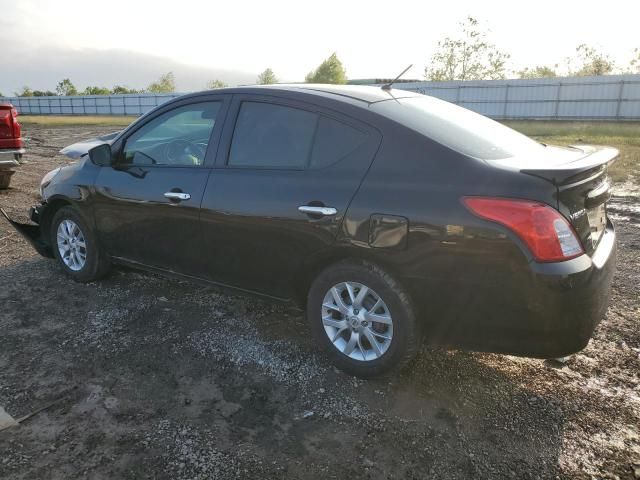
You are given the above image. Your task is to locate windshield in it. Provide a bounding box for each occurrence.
[372,95,544,160]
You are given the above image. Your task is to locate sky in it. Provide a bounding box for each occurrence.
[0,0,638,94]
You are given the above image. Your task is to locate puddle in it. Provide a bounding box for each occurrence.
[608,182,640,226]
[611,181,640,198]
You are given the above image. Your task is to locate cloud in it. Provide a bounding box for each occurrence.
[0,41,257,95]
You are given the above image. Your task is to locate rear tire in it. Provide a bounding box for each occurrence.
[307,260,422,378]
[51,206,110,282]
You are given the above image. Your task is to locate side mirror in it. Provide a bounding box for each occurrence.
[88,143,113,166]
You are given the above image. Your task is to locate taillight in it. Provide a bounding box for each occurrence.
[463,197,584,262]
[11,108,22,144]
[0,106,23,148]
[0,110,10,132]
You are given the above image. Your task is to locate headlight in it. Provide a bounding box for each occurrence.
[39,167,61,198]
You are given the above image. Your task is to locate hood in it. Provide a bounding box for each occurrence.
[59,131,121,159]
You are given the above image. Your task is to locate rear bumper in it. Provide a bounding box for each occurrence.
[419,221,617,358]
[0,148,27,160]
[0,148,25,163]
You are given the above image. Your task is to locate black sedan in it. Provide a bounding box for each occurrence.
[2,85,617,377]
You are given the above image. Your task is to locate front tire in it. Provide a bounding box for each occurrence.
[307,260,422,378]
[51,206,110,282]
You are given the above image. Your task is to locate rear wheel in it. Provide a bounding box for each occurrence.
[307,260,422,378]
[51,206,110,282]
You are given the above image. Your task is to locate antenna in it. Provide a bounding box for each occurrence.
[381,64,413,91]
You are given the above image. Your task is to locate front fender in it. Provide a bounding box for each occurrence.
[41,158,102,230]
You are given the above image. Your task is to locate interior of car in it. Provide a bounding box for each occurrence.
[122,101,220,166]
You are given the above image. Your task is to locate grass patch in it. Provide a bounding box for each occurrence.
[505,121,640,183]
[504,120,640,140]
[19,115,137,127]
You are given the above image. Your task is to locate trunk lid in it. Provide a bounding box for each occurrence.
[492,145,617,256]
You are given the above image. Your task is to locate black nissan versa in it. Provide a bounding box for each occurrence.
[1,85,617,377]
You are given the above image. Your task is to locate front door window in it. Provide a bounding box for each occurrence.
[123,102,221,166]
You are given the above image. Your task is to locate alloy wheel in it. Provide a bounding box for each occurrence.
[321,281,393,361]
[56,219,87,271]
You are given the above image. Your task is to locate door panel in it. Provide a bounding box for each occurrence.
[200,95,381,298]
[91,96,229,274]
[93,166,209,273]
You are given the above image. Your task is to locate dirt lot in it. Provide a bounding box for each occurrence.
[0,123,639,479]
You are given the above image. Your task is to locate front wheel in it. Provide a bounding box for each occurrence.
[51,206,110,282]
[307,260,422,378]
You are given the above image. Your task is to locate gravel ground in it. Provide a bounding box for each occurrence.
[0,125,638,479]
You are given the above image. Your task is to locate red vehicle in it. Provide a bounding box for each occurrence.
[0,102,25,189]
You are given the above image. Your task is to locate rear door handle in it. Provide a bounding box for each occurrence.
[164,192,191,201]
[298,205,338,216]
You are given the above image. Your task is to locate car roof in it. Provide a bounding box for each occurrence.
[192,84,420,106]
[272,84,420,104]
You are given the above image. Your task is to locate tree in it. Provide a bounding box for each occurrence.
[257,68,278,85]
[305,53,347,84]
[111,85,141,94]
[206,79,228,89]
[424,17,510,81]
[147,72,176,93]
[83,86,111,95]
[569,44,614,76]
[629,48,640,74]
[56,78,78,96]
[517,65,558,79]
[32,90,56,96]
[15,86,34,97]
[486,50,510,80]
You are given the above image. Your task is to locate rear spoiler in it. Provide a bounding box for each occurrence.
[521,146,618,185]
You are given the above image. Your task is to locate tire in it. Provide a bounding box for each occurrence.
[0,169,15,189]
[307,260,422,378]
[50,206,110,282]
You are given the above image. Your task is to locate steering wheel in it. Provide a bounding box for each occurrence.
[165,139,205,166]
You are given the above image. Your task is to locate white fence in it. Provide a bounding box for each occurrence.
[1,93,181,116]
[393,74,640,120]
[2,74,640,120]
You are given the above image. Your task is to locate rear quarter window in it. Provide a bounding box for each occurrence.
[310,116,367,169]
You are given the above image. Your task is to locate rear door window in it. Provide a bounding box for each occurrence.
[228,102,317,168]
[227,101,368,169]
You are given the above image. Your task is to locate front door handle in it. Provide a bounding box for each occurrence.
[298,205,338,217]
[164,192,191,201]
